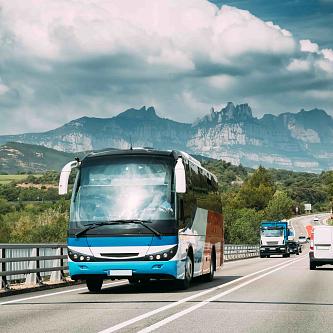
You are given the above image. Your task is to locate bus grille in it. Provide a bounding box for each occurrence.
[100,253,139,258]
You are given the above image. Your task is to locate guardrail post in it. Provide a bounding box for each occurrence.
[50,247,62,282]
[25,248,38,287]
[1,247,8,290]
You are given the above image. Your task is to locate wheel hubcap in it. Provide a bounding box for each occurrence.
[185,257,192,281]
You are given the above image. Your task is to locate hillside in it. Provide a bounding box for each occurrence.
[0,142,84,173]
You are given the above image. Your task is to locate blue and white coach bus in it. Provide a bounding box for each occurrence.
[59,148,223,292]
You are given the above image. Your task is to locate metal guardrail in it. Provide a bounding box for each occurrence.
[0,243,259,291]
[224,244,260,261]
[0,244,68,290]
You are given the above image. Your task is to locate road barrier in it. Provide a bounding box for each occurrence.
[224,244,260,261]
[0,244,259,291]
[0,244,67,291]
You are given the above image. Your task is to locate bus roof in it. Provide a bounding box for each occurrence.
[81,148,218,183]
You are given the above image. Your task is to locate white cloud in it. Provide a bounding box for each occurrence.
[287,59,311,72]
[321,48,333,62]
[316,59,333,74]
[0,1,296,65]
[0,0,332,134]
[300,39,319,53]
[0,84,9,95]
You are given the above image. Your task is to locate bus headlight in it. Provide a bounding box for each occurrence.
[145,245,178,261]
[68,249,95,262]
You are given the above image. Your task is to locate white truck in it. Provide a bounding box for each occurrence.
[309,225,333,270]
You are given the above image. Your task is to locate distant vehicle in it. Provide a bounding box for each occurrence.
[260,221,292,258]
[309,226,333,270]
[288,241,302,255]
[313,217,319,222]
[298,235,307,244]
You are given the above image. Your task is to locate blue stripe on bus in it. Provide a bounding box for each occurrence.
[68,236,177,247]
[69,260,178,278]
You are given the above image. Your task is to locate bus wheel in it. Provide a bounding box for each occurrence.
[177,254,193,290]
[128,278,140,285]
[86,277,103,293]
[202,253,215,282]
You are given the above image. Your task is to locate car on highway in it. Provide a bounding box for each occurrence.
[309,225,333,270]
[313,216,319,223]
[288,240,301,255]
[298,235,307,244]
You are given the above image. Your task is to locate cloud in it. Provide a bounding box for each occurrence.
[321,48,333,62]
[0,0,332,134]
[300,39,319,53]
[287,59,311,72]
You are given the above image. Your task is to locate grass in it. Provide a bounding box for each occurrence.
[0,174,43,185]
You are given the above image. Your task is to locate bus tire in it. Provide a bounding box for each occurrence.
[128,278,140,285]
[86,277,103,293]
[202,251,215,282]
[177,253,193,290]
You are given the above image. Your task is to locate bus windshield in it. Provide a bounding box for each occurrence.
[261,229,284,237]
[70,156,175,226]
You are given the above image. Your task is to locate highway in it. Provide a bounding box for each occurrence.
[1,214,332,333]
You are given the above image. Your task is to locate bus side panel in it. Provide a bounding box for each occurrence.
[204,211,224,272]
[178,208,207,278]
[178,208,223,278]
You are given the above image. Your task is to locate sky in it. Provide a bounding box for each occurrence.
[0,0,332,135]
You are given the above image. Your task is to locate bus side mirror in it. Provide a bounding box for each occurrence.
[59,160,80,195]
[175,158,186,193]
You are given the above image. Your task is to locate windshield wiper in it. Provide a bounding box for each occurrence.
[75,219,162,238]
[75,221,121,237]
[109,219,162,238]
[133,220,162,238]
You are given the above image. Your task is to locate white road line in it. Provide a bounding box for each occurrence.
[98,256,306,333]
[138,256,306,333]
[0,280,128,305]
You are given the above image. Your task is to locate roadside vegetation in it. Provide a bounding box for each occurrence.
[0,163,332,244]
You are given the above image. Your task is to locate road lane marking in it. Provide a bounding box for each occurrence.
[98,256,306,333]
[0,280,128,305]
[138,256,306,333]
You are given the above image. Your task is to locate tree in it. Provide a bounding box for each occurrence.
[226,208,264,245]
[265,191,294,220]
[238,166,276,211]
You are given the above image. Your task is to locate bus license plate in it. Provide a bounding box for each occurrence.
[107,270,132,276]
[269,247,276,250]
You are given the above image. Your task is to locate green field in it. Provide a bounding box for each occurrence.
[0,174,42,185]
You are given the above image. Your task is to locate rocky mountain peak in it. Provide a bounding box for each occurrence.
[115,106,158,121]
[195,102,254,127]
[221,102,253,122]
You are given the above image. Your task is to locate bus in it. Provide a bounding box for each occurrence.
[59,148,223,292]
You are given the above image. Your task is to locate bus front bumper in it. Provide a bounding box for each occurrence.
[69,260,178,280]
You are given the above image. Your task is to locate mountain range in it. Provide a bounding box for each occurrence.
[1,103,333,172]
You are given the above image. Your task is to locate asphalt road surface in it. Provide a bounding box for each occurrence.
[1,214,332,333]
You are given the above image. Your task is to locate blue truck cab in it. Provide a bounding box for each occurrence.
[260,221,291,258]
